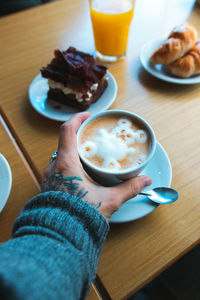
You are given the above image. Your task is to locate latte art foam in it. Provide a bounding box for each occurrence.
[80,117,149,171]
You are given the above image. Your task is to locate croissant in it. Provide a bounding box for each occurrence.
[150,23,198,65]
[165,40,200,78]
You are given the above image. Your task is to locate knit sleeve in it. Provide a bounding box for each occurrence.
[0,191,109,300]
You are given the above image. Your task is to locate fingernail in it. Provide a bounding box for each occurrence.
[143,177,151,187]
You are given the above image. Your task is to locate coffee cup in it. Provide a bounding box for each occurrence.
[77,110,156,186]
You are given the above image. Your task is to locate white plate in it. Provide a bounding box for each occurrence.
[110,142,172,223]
[28,71,117,121]
[140,38,200,85]
[0,154,12,213]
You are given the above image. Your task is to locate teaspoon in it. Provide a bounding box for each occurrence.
[139,187,179,204]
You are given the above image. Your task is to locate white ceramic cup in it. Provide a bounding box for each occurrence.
[77,110,156,186]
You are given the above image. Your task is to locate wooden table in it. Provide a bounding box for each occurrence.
[0,0,200,299]
[0,116,39,242]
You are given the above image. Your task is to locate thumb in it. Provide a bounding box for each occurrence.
[113,175,152,205]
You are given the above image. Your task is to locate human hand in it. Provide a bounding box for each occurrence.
[41,112,152,222]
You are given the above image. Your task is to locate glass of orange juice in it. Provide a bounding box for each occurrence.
[89,0,135,62]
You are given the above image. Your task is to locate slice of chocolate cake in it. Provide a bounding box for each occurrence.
[41,47,108,111]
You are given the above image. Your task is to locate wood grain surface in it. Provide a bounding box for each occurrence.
[0,116,39,242]
[0,0,200,299]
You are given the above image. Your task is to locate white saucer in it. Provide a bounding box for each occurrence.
[0,154,12,212]
[110,142,172,223]
[140,38,200,85]
[28,71,117,121]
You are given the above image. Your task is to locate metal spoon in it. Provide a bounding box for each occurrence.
[139,187,179,204]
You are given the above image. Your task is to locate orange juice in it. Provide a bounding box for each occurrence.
[90,0,134,58]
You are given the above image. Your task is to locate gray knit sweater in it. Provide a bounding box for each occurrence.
[0,191,109,300]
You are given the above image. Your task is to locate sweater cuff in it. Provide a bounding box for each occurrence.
[13,191,109,271]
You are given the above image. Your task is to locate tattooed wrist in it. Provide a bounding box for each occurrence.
[85,201,102,209]
[41,172,88,199]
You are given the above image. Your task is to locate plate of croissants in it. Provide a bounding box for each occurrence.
[140,23,200,84]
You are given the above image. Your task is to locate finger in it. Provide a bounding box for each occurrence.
[57,112,90,160]
[42,164,54,181]
[113,176,152,205]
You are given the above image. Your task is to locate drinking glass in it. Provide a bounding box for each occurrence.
[89,0,135,62]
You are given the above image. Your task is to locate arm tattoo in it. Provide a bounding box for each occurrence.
[41,172,88,199]
[85,200,102,209]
